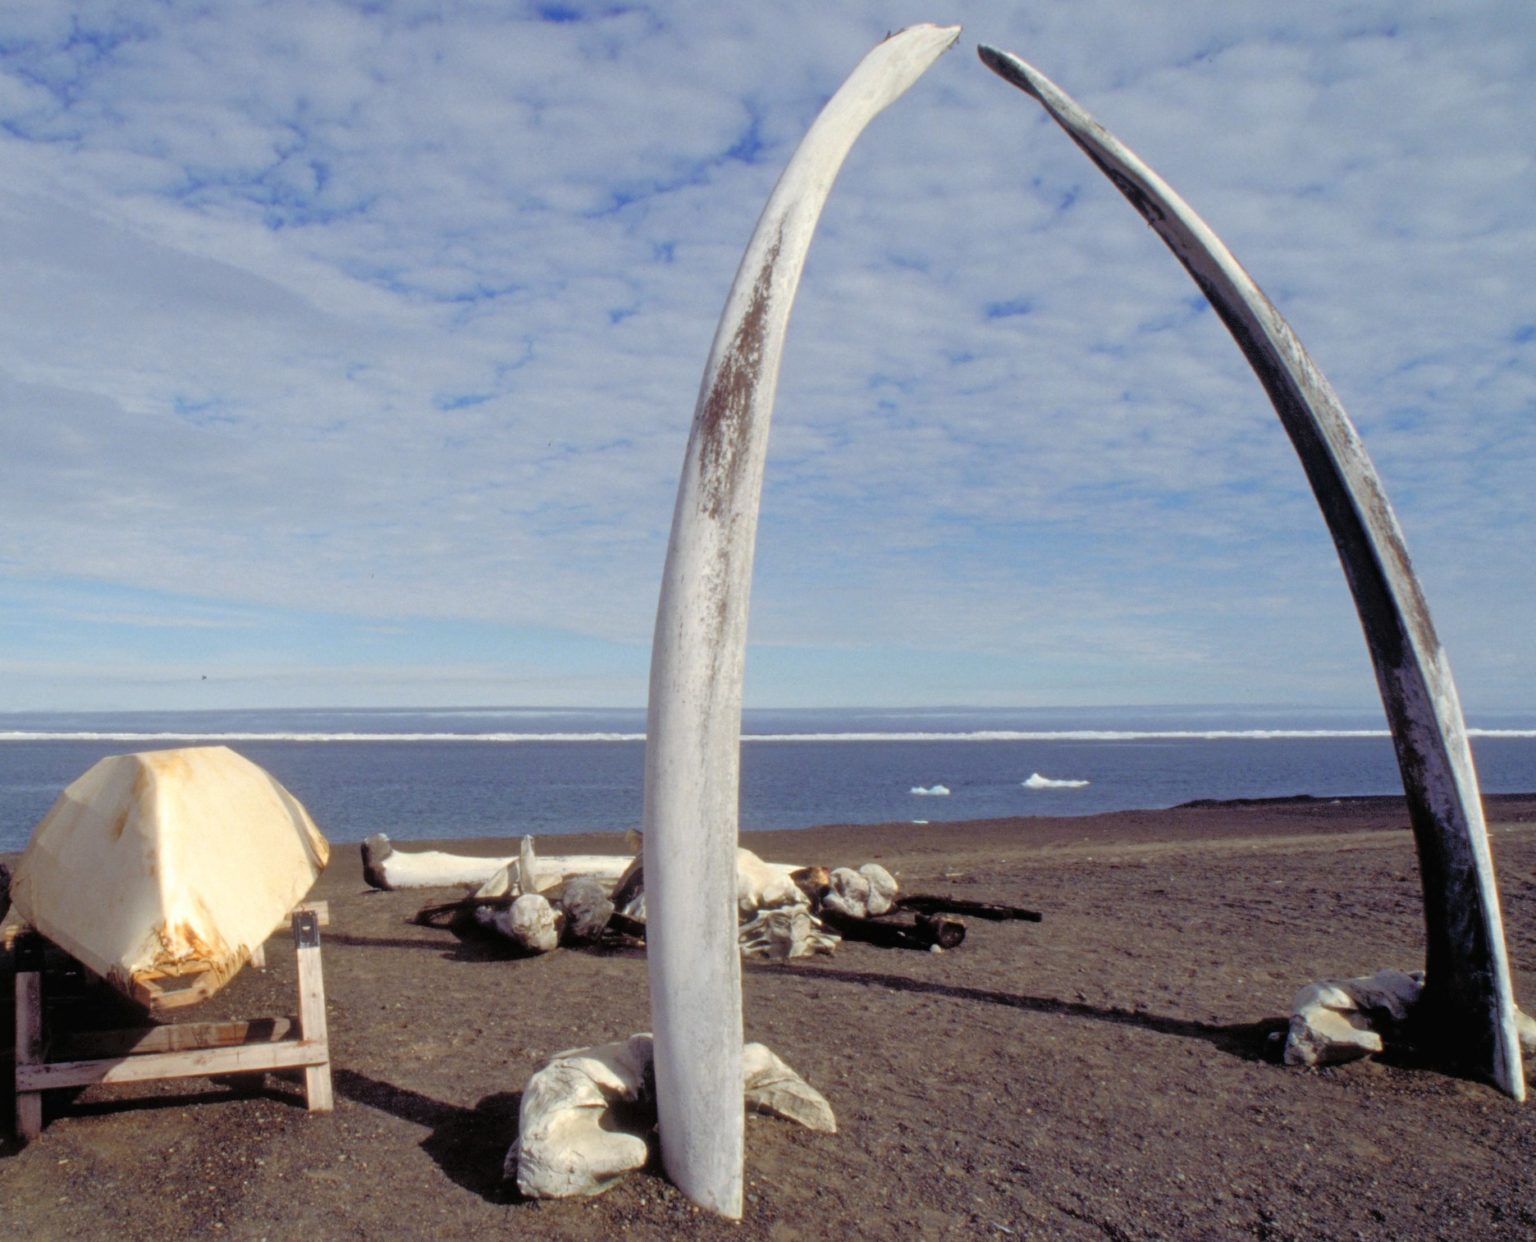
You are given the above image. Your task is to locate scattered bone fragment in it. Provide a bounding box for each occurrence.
[517,836,543,894]
[362,833,517,890]
[738,908,838,960]
[359,833,631,891]
[821,868,871,918]
[560,876,615,946]
[503,893,560,955]
[1516,1009,1536,1058]
[1284,969,1424,1067]
[510,1034,834,1200]
[790,865,830,905]
[604,848,805,922]
[470,862,516,934]
[742,1044,836,1133]
[735,849,809,917]
[858,864,898,915]
[611,854,644,915]
[509,1034,657,1199]
[467,862,561,954]
[820,864,900,918]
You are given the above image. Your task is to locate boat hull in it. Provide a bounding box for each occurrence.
[11,746,330,1011]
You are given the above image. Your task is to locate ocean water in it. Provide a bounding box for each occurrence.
[1,706,1534,853]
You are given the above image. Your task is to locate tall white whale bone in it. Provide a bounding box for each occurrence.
[979,46,1523,1102]
[642,23,961,1217]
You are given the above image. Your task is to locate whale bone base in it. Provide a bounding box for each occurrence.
[1284,969,1536,1069]
[509,1034,835,1200]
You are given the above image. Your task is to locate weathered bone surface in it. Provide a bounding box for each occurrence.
[738,907,839,960]
[360,833,631,892]
[859,863,898,915]
[1519,1010,1536,1058]
[504,892,560,955]
[519,835,542,893]
[641,24,959,1215]
[508,1033,657,1199]
[979,45,1524,1102]
[743,1043,837,1132]
[735,848,809,916]
[822,864,899,919]
[470,861,516,932]
[1285,970,1536,1068]
[1284,969,1424,1067]
[560,876,615,945]
[510,1033,834,1200]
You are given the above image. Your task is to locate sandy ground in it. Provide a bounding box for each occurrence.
[3,794,1535,1240]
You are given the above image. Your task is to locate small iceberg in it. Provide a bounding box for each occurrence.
[910,784,951,797]
[1023,772,1089,790]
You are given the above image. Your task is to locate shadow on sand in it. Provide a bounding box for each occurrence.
[334,1068,524,1203]
[761,961,1288,1062]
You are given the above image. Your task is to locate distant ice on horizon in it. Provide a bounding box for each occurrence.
[911,784,950,796]
[1024,772,1091,789]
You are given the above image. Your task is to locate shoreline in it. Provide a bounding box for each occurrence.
[9,790,1536,875]
[3,796,1534,1238]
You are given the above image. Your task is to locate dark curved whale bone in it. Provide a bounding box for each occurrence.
[978,44,1523,1100]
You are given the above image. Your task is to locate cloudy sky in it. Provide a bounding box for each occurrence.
[1,2,1531,715]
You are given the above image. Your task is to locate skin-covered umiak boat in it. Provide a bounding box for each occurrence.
[978,45,1523,1101]
[643,23,960,1218]
[10,745,330,1012]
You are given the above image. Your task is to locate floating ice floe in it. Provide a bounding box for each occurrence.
[910,784,950,797]
[1023,772,1090,789]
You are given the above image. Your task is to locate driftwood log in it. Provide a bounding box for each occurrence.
[817,907,966,951]
[411,892,647,945]
[896,895,1042,923]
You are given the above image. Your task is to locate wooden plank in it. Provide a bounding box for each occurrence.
[10,898,334,1141]
[53,1016,298,1061]
[16,1038,329,1091]
[293,908,333,1112]
[133,968,221,1014]
[14,964,43,1140]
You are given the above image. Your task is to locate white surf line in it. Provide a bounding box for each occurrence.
[3,728,1533,743]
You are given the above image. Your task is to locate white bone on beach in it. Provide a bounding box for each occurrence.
[361,832,632,891]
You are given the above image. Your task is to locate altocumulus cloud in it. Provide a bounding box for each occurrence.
[0,1,1532,711]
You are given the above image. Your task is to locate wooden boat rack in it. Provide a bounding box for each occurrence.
[12,902,332,1141]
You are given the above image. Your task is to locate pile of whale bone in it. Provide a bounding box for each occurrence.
[511,1033,836,1200]
[363,833,1039,959]
[1283,969,1536,1069]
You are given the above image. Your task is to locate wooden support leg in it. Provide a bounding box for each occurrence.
[292,908,332,1113]
[14,933,44,1141]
